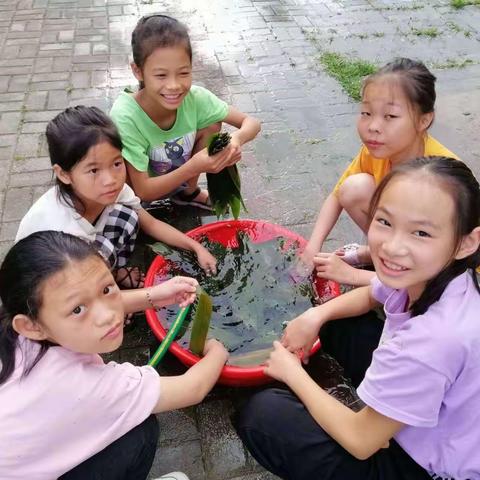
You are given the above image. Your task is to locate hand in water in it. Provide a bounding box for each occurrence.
[280,307,322,363]
[203,338,229,363]
[290,248,316,282]
[195,246,217,276]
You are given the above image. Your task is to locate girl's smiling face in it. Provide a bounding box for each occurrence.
[133,45,192,113]
[368,175,457,303]
[36,256,125,354]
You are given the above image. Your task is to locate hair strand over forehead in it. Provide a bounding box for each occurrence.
[362,58,436,117]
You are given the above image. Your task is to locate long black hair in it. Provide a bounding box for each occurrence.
[0,231,103,385]
[131,14,192,89]
[369,156,480,316]
[46,105,123,214]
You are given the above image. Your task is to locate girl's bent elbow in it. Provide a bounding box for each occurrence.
[137,186,158,203]
[350,444,378,461]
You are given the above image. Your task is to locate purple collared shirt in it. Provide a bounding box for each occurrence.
[357,272,480,479]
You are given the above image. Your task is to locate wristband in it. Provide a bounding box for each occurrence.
[146,288,158,311]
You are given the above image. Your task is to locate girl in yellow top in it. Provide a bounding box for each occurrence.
[304,58,458,286]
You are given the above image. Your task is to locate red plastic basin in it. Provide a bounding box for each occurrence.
[145,219,340,386]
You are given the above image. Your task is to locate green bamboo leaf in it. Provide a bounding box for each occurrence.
[229,195,241,220]
[189,286,213,355]
[207,132,231,156]
[227,165,241,192]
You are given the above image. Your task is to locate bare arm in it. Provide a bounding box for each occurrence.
[305,192,343,258]
[127,162,200,202]
[153,339,228,413]
[138,208,217,273]
[274,350,403,460]
[138,208,201,252]
[223,106,261,146]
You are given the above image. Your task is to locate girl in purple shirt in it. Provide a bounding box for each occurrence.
[237,157,480,480]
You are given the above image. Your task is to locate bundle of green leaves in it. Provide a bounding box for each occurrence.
[206,132,247,219]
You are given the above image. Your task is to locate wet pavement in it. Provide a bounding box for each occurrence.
[0,0,479,478]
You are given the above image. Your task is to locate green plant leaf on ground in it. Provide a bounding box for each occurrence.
[189,286,213,356]
[411,27,439,38]
[317,52,376,101]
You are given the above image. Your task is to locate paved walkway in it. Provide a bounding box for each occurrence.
[0,0,479,478]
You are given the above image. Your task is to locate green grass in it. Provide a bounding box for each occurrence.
[430,58,474,69]
[451,0,480,8]
[446,21,473,36]
[317,52,376,101]
[411,27,439,38]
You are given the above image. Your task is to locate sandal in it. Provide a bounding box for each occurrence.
[114,266,145,289]
[335,243,371,267]
[123,311,144,332]
[171,187,213,211]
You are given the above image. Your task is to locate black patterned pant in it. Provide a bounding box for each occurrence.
[94,205,139,268]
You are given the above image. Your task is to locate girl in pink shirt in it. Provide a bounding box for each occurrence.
[0,231,228,480]
[237,157,480,480]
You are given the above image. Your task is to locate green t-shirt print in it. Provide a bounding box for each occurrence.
[110,85,229,176]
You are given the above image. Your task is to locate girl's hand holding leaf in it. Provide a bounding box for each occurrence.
[191,146,233,175]
[148,276,198,309]
[206,132,247,219]
[194,245,217,275]
[264,341,302,384]
[281,307,323,363]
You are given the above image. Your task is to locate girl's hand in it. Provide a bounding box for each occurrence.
[194,245,217,276]
[191,146,238,175]
[225,135,242,166]
[314,252,359,285]
[264,340,302,383]
[147,276,198,309]
[281,307,322,363]
[203,338,229,363]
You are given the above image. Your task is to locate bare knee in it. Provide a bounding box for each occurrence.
[338,173,376,211]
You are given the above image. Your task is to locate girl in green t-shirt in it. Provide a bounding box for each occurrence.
[110,15,261,209]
